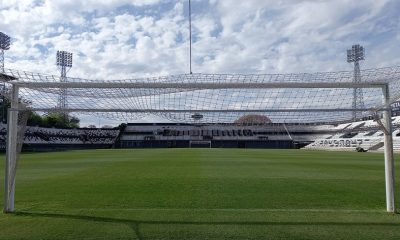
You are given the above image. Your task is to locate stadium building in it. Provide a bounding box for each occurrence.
[2,112,400,152]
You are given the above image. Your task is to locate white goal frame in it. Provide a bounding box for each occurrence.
[1,78,396,213]
[189,140,212,148]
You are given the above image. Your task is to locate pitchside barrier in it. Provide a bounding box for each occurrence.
[1,66,400,213]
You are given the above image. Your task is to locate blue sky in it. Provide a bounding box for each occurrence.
[0,0,399,125]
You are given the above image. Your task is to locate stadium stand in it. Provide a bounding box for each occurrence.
[1,115,400,151]
[117,123,333,149]
[304,116,400,152]
[0,124,119,151]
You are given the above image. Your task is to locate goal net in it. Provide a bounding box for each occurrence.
[1,66,400,213]
[0,66,400,124]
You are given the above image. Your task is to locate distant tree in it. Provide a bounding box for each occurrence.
[43,113,65,128]
[0,95,80,128]
[69,116,80,128]
[0,92,31,123]
[26,112,81,129]
[101,125,113,129]
[27,112,43,126]
[234,114,272,125]
[118,123,127,131]
[87,124,97,128]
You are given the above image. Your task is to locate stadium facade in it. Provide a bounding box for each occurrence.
[2,114,400,152]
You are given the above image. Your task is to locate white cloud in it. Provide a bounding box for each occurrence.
[2,0,398,76]
[0,0,399,124]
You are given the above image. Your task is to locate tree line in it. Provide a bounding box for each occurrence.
[0,98,80,128]
[27,112,80,129]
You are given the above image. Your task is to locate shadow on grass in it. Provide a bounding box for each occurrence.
[12,211,400,240]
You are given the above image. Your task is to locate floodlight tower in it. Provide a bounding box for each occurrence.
[0,32,11,123]
[56,50,73,111]
[347,44,365,121]
[0,32,10,73]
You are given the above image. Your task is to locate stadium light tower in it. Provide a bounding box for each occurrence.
[347,44,365,121]
[56,50,73,110]
[0,32,11,73]
[0,32,11,123]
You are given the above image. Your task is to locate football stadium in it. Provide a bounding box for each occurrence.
[1,1,400,240]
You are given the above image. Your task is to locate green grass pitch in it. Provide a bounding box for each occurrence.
[0,149,399,239]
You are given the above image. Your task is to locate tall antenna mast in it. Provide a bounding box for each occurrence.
[56,50,73,111]
[189,0,193,74]
[347,44,365,121]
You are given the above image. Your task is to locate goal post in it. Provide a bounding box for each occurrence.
[382,84,395,213]
[1,68,398,213]
[4,85,18,213]
[3,84,30,213]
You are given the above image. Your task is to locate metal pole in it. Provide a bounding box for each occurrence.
[189,0,193,74]
[4,85,18,213]
[382,84,396,213]
[352,61,358,121]
[1,49,5,123]
[0,49,4,73]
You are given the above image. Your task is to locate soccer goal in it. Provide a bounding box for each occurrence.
[1,66,400,213]
[189,140,212,148]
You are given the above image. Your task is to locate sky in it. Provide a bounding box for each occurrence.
[0,0,399,126]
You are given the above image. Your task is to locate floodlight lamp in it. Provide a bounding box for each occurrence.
[358,46,365,60]
[347,44,365,63]
[56,50,73,67]
[0,32,11,50]
[347,49,353,63]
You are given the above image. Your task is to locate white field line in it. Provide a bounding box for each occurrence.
[67,208,384,213]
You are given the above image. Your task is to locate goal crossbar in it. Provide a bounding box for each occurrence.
[5,81,388,89]
[28,107,390,113]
